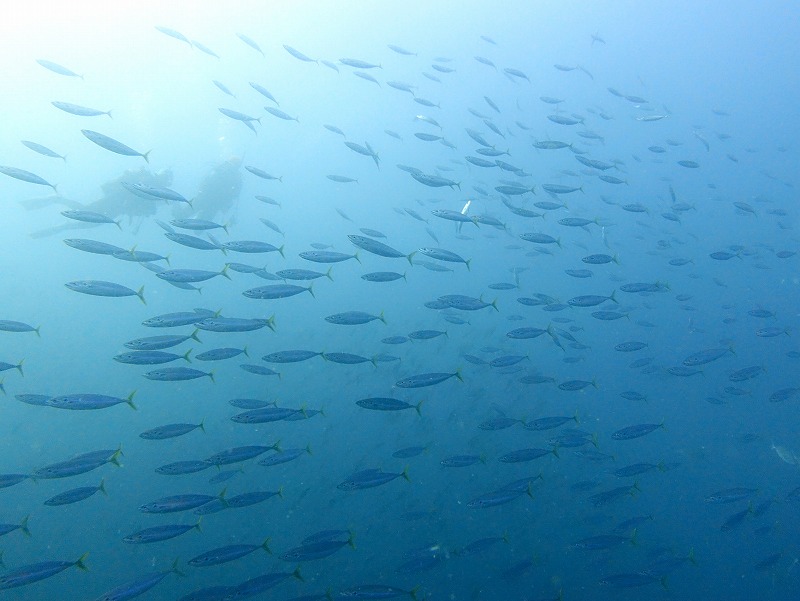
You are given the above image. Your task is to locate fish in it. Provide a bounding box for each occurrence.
[356,397,423,414]
[0,320,40,335]
[242,284,313,299]
[22,140,67,161]
[47,392,137,411]
[65,281,145,303]
[417,247,470,269]
[704,487,758,504]
[195,317,275,333]
[498,447,558,462]
[611,423,665,440]
[0,554,89,590]
[410,172,460,189]
[0,165,58,191]
[354,72,381,86]
[323,352,375,365]
[339,58,381,69]
[212,80,236,97]
[388,45,416,55]
[280,537,354,561]
[349,235,414,263]
[325,311,385,325]
[194,347,247,361]
[61,210,120,228]
[283,44,316,62]
[548,114,583,125]
[259,447,312,467]
[44,480,104,506]
[123,182,190,203]
[222,240,284,254]
[52,101,111,118]
[362,271,406,283]
[683,347,733,366]
[300,251,359,263]
[467,486,533,509]
[395,371,462,388]
[264,107,299,122]
[250,82,279,105]
[189,539,272,567]
[81,130,150,162]
[139,490,225,514]
[36,59,83,78]
[231,407,304,424]
[191,40,219,58]
[157,268,229,283]
[33,448,122,479]
[140,421,205,440]
[93,561,183,601]
[237,33,264,55]
[226,569,303,597]
[123,521,202,545]
[143,367,213,382]
[337,468,410,490]
[219,107,261,125]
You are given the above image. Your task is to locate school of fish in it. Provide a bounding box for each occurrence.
[0,16,798,601]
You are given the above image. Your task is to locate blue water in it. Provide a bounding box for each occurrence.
[1,1,799,599]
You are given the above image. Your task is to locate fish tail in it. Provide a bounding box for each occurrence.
[19,515,30,537]
[171,558,185,577]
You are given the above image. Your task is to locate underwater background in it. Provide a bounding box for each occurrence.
[0,1,799,599]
